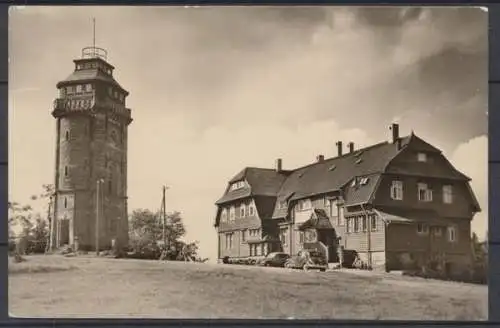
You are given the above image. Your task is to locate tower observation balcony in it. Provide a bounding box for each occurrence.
[81,46,108,62]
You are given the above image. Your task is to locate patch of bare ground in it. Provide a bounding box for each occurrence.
[9,255,487,320]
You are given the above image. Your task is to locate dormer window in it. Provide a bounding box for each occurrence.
[278,200,287,209]
[230,181,245,191]
[296,199,312,211]
[417,152,427,162]
[360,177,369,185]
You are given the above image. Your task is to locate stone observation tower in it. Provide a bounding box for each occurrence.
[50,32,132,251]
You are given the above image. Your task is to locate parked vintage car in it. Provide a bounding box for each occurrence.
[259,252,291,267]
[285,249,328,272]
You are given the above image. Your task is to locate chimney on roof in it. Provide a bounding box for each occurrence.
[347,142,355,153]
[390,123,400,144]
[336,141,343,157]
[316,154,325,163]
[275,158,283,172]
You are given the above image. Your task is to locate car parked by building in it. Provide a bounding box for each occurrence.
[259,252,290,267]
[285,249,328,272]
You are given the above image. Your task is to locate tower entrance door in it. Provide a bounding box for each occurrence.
[59,219,70,246]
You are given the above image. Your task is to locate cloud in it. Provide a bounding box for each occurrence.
[450,135,488,240]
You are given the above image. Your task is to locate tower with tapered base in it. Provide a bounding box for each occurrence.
[50,46,132,251]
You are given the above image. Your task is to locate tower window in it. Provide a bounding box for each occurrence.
[66,86,74,94]
[108,87,113,96]
[64,197,67,208]
[64,166,68,177]
[65,131,70,141]
[84,83,92,92]
[76,85,83,93]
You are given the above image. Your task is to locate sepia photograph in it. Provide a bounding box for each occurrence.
[8,5,488,320]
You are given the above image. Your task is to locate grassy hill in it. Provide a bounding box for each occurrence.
[9,255,487,320]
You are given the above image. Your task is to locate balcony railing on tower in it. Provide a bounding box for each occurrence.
[81,46,108,61]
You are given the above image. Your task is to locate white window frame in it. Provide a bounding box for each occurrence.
[447,226,457,243]
[370,215,377,231]
[297,199,312,211]
[279,228,288,247]
[84,83,92,92]
[417,223,429,235]
[240,204,246,217]
[362,216,367,232]
[230,181,245,191]
[229,206,235,221]
[249,204,255,216]
[241,230,247,242]
[360,177,369,185]
[75,84,83,93]
[418,183,433,202]
[391,181,403,200]
[221,209,227,222]
[353,217,360,233]
[417,152,427,162]
[443,185,453,204]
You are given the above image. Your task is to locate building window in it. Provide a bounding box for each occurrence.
[360,177,370,185]
[432,226,442,237]
[299,231,304,243]
[390,181,403,200]
[65,130,70,141]
[279,228,288,247]
[362,217,367,232]
[447,226,457,242]
[221,209,227,222]
[346,218,351,233]
[418,183,433,202]
[241,230,247,242]
[64,166,68,177]
[296,199,312,211]
[229,206,235,221]
[371,215,377,231]
[443,185,453,204]
[108,177,113,194]
[108,87,113,96]
[225,233,233,249]
[417,223,429,235]
[248,205,255,216]
[417,152,427,162]
[230,181,245,191]
[353,217,360,232]
[240,204,246,217]
[337,206,345,226]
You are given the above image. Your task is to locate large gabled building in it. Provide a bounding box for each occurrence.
[214,124,481,272]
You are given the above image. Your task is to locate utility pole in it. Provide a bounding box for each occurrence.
[45,196,53,253]
[162,185,169,249]
[96,179,104,256]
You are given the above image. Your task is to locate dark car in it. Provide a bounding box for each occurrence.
[285,249,328,272]
[259,252,291,267]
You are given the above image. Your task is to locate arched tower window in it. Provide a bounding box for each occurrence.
[64,166,68,177]
[64,197,67,208]
[65,131,70,141]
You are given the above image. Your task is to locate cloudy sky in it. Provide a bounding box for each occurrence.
[9,6,487,260]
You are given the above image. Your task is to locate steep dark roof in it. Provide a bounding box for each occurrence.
[343,174,381,206]
[216,167,287,204]
[215,132,476,223]
[298,209,334,230]
[56,68,129,95]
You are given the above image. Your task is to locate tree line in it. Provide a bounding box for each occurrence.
[8,184,207,262]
